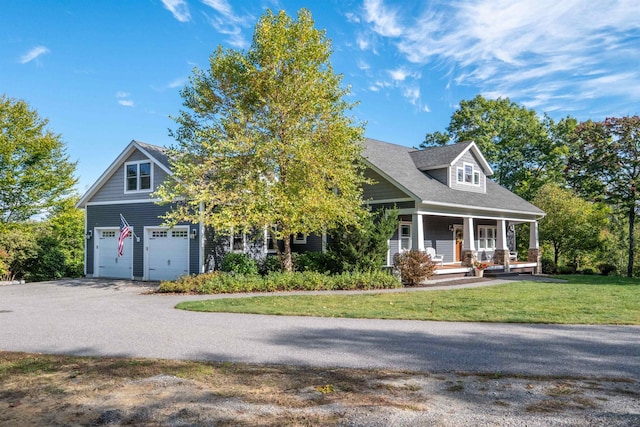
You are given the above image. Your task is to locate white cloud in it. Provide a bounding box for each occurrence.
[201,0,252,49]
[359,0,640,119]
[19,46,50,64]
[363,0,403,37]
[167,78,187,89]
[116,92,134,107]
[162,0,191,22]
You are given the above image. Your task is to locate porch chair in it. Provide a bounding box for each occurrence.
[425,247,444,265]
[509,251,518,261]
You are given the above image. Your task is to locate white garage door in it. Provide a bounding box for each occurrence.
[95,228,133,279]
[145,227,189,281]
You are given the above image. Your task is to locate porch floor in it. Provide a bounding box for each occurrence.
[434,261,537,275]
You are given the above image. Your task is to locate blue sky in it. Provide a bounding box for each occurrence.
[3,0,639,193]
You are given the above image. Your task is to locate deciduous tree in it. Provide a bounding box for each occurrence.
[156,9,368,272]
[0,95,77,222]
[422,95,575,200]
[567,116,640,277]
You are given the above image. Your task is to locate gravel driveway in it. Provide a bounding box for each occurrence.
[1,278,638,380]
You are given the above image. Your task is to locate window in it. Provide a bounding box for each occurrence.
[456,162,481,187]
[400,223,412,251]
[293,233,307,244]
[478,226,496,250]
[151,230,168,238]
[231,231,245,252]
[264,229,277,253]
[102,231,116,238]
[125,161,152,192]
[172,230,188,238]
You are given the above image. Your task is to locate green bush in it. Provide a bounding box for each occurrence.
[294,251,332,273]
[221,252,258,275]
[259,255,282,275]
[393,250,435,285]
[597,263,617,276]
[582,268,594,275]
[158,270,401,294]
[556,265,575,275]
[541,257,556,274]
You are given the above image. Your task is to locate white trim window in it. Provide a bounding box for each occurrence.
[264,229,277,253]
[456,162,480,186]
[293,232,307,244]
[399,223,412,251]
[231,230,246,252]
[125,161,152,193]
[478,226,497,250]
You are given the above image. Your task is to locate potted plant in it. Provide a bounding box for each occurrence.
[473,260,488,277]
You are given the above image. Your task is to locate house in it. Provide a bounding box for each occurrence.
[362,138,544,276]
[76,138,544,281]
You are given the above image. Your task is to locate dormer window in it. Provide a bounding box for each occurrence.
[457,163,480,186]
[125,161,152,193]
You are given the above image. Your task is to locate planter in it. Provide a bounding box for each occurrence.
[474,269,484,278]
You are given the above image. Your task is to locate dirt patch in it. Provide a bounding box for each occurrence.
[1,351,638,426]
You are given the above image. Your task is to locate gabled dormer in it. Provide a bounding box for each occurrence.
[409,142,493,194]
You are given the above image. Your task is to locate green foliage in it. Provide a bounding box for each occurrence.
[533,183,608,268]
[393,250,435,285]
[541,257,556,275]
[556,265,576,275]
[582,268,594,275]
[0,95,77,222]
[327,208,399,273]
[156,9,368,272]
[259,255,282,275]
[567,116,640,277]
[221,252,259,275]
[294,251,332,273]
[597,263,617,276]
[158,270,401,294]
[423,95,576,200]
[0,198,84,281]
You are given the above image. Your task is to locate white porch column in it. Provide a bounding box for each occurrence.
[494,219,510,269]
[412,213,425,251]
[528,220,541,273]
[461,217,476,267]
[462,217,475,251]
[529,221,539,249]
[496,220,507,250]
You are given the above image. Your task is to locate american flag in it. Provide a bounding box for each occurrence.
[118,215,131,257]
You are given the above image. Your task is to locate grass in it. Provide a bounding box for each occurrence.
[176,275,640,325]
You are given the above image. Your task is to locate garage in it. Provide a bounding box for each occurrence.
[94,228,133,279]
[145,227,189,281]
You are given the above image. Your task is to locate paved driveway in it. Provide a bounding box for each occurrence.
[1,279,638,379]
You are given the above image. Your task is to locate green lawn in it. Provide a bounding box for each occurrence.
[175,275,640,325]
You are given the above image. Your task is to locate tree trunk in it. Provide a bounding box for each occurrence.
[553,242,559,267]
[627,206,635,278]
[282,235,293,273]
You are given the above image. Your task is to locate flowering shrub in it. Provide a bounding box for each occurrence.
[473,261,488,270]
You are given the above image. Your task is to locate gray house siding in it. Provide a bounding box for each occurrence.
[426,168,448,186]
[86,202,199,278]
[90,151,170,203]
[424,216,455,263]
[363,168,410,201]
[449,151,486,193]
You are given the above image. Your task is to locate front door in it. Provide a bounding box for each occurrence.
[454,226,463,262]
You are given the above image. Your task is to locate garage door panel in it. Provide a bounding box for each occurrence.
[95,228,132,279]
[146,228,189,281]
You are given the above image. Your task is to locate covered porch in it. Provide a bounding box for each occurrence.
[390,209,542,276]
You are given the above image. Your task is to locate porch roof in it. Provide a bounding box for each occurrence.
[363,138,544,218]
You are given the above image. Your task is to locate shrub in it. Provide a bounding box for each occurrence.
[393,250,435,285]
[541,257,556,274]
[556,265,575,275]
[294,251,332,273]
[597,263,617,276]
[158,270,401,294]
[582,268,594,275]
[221,253,258,275]
[259,255,282,275]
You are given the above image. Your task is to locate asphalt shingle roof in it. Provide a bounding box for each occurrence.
[363,138,544,216]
